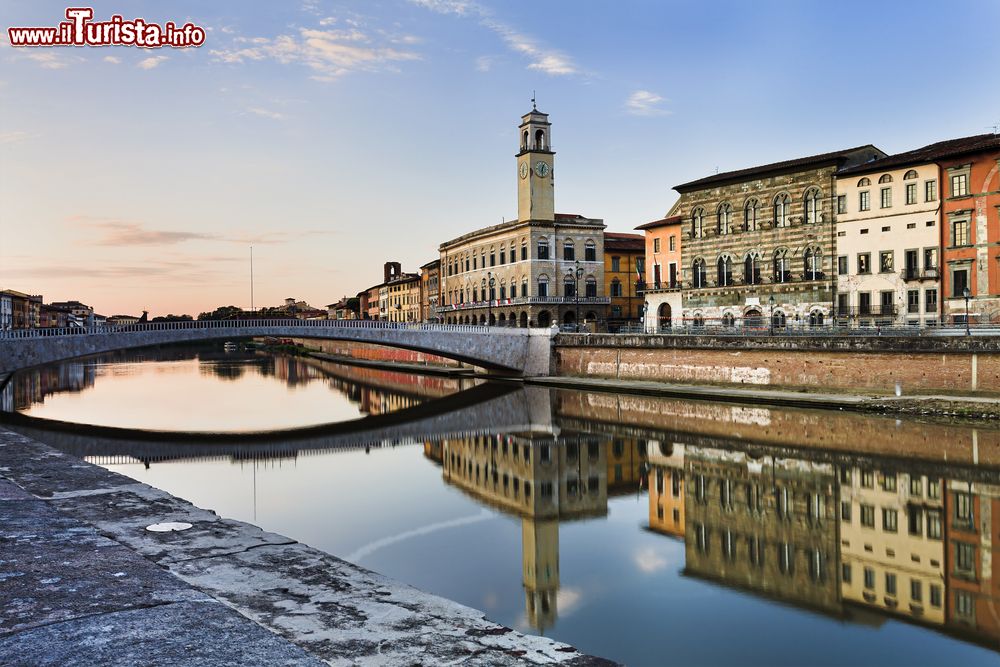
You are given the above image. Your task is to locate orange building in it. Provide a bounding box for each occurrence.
[938,135,1000,324]
[647,442,685,538]
[635,215,683,330]
[603,232,645,330]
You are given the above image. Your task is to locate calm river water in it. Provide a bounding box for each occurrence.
[5,343,1000,666]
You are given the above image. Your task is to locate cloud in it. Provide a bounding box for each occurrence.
[103,55,122,64]
[246,107,286,120]
[210,26,420,81]
[71,216,332,247]
[23,51,71,69]
[626,90,669,116]
[633,546,669,573]
[0,131,37,144]
[475,55,495,72]
[137,56,168,70]
[411,0,580,76]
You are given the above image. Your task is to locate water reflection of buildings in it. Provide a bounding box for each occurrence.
[425,434,646,632]
[2,363,95,412]
[641,441,1000,650]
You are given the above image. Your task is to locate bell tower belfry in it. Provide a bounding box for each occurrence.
[516,99,555,223]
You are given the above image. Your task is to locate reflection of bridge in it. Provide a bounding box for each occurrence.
[0,383,557,465]
[0,320,554,376]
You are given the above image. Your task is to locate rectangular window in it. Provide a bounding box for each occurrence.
[653,238,661,253]
[858,253,871,274]
[864,567,875,589]
[911,579,922,602]
[955,492,973,525]
[883,508,898,533]
[669,235,676,251]
[882,473,897,492]
[862,470,874,487]
[925,180,937,201]
[928,479,941,499]
[837,194,847,214]
[951,219,971,246]
[861,504,875,528]
[537,280,548,297]
[930,584,942,608]
[841,501,852,522]
[490,253,495,267]
[521,244,528,261]
[910,476,922,496]
[908,506,923,535]
[924,247,937,270]
[906,182,917,204]
[879,251,894,273]
[886,573,897,596]
[838,256,848,275]
[842,563,852,584]
[860,191,870,211]
[881,187,892,208]
[908,289,920,313]
[956,542,976,574]
[563,244,575,261]
[537,240,549,260]
[837,293,849,316]
[611,256,621,272]
[957,591,975,618]
[951,173,969,197]
[952,269,969,298]
[585,244,596,262]
[927,509,942,539]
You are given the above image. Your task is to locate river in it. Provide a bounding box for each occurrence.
[4,342,999,666]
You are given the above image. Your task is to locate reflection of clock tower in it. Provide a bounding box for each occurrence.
[516,103,555,223]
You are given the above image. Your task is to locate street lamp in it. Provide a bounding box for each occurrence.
[643,301,649,333]
[768,295,776,336]
[483,272,496,326]
[964,287,971,336]
[568,260,583,331]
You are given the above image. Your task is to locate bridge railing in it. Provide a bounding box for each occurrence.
[0,319,532,340]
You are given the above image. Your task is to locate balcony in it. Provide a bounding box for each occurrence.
[435,295,610,313]
[646,280,682,292]
[902,266,939,282]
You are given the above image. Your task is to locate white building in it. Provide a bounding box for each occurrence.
[835,154,941,326]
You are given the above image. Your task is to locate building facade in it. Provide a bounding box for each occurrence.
[671,145,886,328]
[420,259,441,323]
[438,107,609,328]
[603,232,645,330]
[835,159,941,326]
[383,273,421,323]
[636,216,683,331]
[939,136,1000,324]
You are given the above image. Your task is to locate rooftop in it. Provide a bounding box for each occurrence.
[604,232,644,251]
[674,144,883,192]
[634,215,683,231]
[838,133,1000,176]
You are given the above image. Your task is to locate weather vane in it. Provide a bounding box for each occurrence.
[531,91,536,110]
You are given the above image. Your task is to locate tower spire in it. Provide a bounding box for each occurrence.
[531,91,536,111]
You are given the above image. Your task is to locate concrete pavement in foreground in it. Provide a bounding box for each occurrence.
[0,428,615,666]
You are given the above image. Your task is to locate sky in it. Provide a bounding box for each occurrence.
[2,0,999,317]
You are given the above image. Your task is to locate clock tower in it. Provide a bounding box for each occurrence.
[516,103,555,222]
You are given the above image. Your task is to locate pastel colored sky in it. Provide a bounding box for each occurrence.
[2,0,999,317]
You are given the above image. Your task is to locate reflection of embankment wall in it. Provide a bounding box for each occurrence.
[554,336,1000,394]
[295,354,469,400]
[290,338,460,367]
[555,390,1000,468]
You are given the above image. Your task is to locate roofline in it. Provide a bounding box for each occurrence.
[635,215,683,231]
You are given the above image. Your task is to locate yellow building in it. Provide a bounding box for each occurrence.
[603,232,645,331]
[383,273,421,323]
[647,442,685,538]
[839,467,945,624]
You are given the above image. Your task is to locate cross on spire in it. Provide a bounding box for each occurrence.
[531,91,536,110]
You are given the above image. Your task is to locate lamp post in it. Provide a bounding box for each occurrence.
[483,272,495,326]
[643,300,649,333]
[569,260,583,331]
[964,287,971,336]
[769,295,776,336]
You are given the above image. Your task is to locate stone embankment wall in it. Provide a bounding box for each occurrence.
[292,338,461,367]
[554,335,1000,395]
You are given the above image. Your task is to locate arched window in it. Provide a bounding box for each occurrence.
[772,310,786,330]
[585,276,597,298]
[499,246,506,264]
[521,238,528,261]
[804,246,822,280]
[857,177,871,187]
[537,237,549,259]
[692,207,704,239]
[722,312,735,328]
[537,274,549,297]
[610,278,622,297]
[535,129,545,149]
[521,277,529,296]
[499,280,506,300]
[584,239,596,262]
[903,170,918,180]
[878,174,892,184]
[809,310,825,327]
[692,258,707,288]
[773,194,790,228]
[717,203,732,235]
[563,273,576,297]
[744,252,761,285]
[717,255,732,287]
[804,188,821,224]
[563,239,575,261]
[744,199,759,232]
[522,130,529,150]
[510,281,517,298]
[773,248,790,283]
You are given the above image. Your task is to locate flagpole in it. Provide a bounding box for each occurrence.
[250,246,255,315]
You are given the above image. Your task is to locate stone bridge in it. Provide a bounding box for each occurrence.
[0,320,554,377]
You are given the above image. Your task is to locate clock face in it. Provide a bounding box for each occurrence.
[519,162,529,179]
[534,161,550,178]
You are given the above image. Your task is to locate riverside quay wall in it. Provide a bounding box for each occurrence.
[553,335,1000,395]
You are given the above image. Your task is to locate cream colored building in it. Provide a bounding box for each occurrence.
[835,158,941,326]
[382,273,420,323]
[839,467,945,624]
[438,106,609,328]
